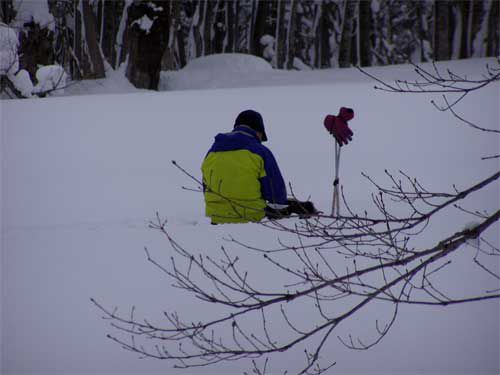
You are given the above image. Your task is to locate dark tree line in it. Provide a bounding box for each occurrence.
[1,0,499,91]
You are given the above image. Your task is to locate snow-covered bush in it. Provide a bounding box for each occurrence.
[33,65,68,96]
[260,34,275,62]
[11,69,34,97]
[1,10,66,98]
[12,0,55,31]
[0,23,19,76]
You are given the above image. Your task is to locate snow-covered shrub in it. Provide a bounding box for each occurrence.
[12,0,55,31]
[0,23,19,76]
[11,69,34,97]
[7,64,68,98]
[260,34,275,62]
[33,65,68,96]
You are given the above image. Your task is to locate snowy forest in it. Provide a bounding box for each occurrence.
[0,0,499,95]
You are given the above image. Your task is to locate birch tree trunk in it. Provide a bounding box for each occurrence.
[191,1,204,58]
[161,2,177,71]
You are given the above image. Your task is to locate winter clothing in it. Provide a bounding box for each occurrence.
[324,107,354,146]
[234,109,268,142]
[202,118,287,224]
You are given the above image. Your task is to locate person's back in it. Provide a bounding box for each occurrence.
[201,110,287,224]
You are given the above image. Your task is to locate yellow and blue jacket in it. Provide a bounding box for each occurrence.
[202,126,287,224]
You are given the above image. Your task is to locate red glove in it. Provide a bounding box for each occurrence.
[324,107,354,146]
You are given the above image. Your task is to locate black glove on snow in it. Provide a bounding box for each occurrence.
[287,198,318,217]
[264,205,291,220]
[265,199,319,220]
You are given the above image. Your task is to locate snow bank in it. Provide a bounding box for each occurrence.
[159,53,273,90]
[3,58,498,375]
[183,53,273,73]
[63,63,144,97]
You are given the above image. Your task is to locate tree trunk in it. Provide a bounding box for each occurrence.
[116,1,131,67]
[161,2,176,71]
[470,0,485,56]
[285,0,297,70]
[339,0,358,68]
[203,0,215,55]
[191,1,204,58]
[96,0,103,40]
[457,0,471,58]
[275,0,286,68]
[125,0,170,89]
[251,0,272,57]
[213,0,226,54]
[225,1,236,53]
[486,0,499,56]
[316,1,334,68]
[74,1,83,78]
[0,0,16,24]
[414,1,431,62]
[433,0,452,60]
[81,0,106,78]
[101,0,125,68]
[358,0,371,67]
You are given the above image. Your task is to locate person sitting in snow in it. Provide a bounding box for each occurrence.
[202,110,317,224]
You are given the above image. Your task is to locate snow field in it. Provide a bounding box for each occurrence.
[2,58,499,375]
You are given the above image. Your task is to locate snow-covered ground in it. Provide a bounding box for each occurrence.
[2,56,499,375]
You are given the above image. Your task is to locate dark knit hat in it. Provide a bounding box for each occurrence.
[234,110,268,142]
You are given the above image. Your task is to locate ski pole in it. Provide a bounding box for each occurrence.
[323,107,354,217]
[332,141,341,216]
